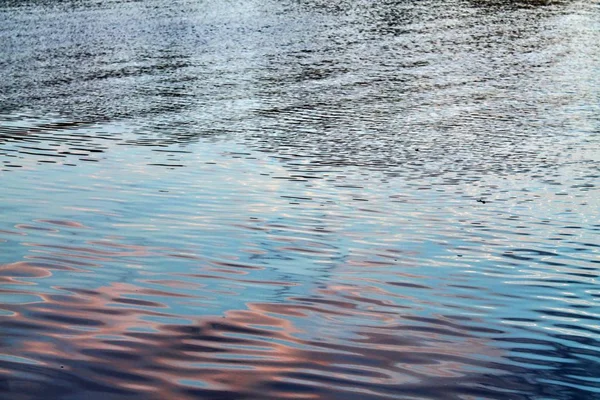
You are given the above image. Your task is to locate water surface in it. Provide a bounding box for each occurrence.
[1,0,599,399]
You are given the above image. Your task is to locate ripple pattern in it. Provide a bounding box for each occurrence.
[1,0,599,399]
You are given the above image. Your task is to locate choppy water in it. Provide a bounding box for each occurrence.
[1,0,599,399]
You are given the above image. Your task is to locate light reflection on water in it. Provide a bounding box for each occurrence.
[1,0,600,399]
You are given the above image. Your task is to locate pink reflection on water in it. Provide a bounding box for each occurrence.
[0,242,507,399]
[37,219,89,229]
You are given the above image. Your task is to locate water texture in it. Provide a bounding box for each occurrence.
[1,0,599,399]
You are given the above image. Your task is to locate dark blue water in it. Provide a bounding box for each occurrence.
[1,0,599,399]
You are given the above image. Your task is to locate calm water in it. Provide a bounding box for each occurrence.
[1,0,599,399]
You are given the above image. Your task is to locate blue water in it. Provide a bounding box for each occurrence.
[1,0,599,399]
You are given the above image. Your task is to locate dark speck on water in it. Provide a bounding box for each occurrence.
[1,0,599,399]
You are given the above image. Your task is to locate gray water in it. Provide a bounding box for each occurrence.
[1,0,599,399]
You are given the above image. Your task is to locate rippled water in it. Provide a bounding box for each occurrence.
[1,0,599,399]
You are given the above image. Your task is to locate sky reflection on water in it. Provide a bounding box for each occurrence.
[1,0,600,399]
